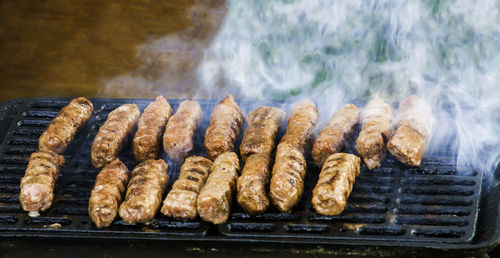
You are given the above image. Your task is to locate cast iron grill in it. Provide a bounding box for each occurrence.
[0,97,497,255]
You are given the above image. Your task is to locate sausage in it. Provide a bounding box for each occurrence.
[312,153,361,216]
[39,97,93,154]
[279,100,318,154]
[197,152,240,224]
[133,96,173,162]
[312,104,360,167]
[239,106,285,162]
[118,159,169,224]
[387,95,434,167]
[356,96,393,169]
[204,94,245,160]
[91,104,141,169]
[269,142,307,213]
[163,100,202,163]
[237,154,272,215]
[161,156,212,220]
[20,150,65,217]
[88,158,129,228]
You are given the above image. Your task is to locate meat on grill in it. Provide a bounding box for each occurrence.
[88,158,129,228]
[312,104,360,167]
[312,153,361,216]
[355,95,393,170]
[204,94,245,160]
[133,96,172,162]
[279,100,318,154]
[118,159,168,224]
[197,152,240,224]
[163,100,202,163]
[20,150,65,217]
[237,153,272,215]
[161,156,212,220]
[269,142,307,213]
[239,106,285,162]
[39,97,93,154]
[387,95,434,167]
[91,104,140,169]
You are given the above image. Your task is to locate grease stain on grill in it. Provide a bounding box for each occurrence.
[0,215,19,225]
[411,228,466,238]
[25,217,72,226]
[285,224,330,233]
[357,226,406,236]
[228,222,276,232]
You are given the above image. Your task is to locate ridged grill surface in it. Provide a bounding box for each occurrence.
[0,98,483,243]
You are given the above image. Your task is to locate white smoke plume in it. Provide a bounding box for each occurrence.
[198,0,500,175]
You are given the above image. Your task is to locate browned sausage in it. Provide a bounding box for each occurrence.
[133,96,173,162]
[118,159,168,224]
[312,153,361,216]
[91,104,140,169]
[88,158,129,228]
[237,154,272,215]
[387,95,434,167]
[39,97,93,154]
[269,142,307,213]
[356,96,393,169]
[204,94,245,160]
[239,106,285,162]
[163,100,202,163]
[312,104,360,167]
[161,156,212,220]
[197,152,240,224]
[20,150,65,217]
[279,100,318,154]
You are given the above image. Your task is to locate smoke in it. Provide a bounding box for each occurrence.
[198,0,500,175]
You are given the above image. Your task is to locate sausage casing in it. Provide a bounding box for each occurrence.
[387,95,434,167]
[20,150,65,216]
[312,104,360,166]
[269,143,307,213]
[197,152,240,224]
[133,96,173,162]
[163,100,202,163]
[279,100,318,154]
[239,106,285,162]
[355,96,393,169]
[161,156,212,220]
[39,97,93,154]
[204,94,245,160]
[237,154,272,215]
[88,159,129,228]
[118,159,168,224]
[312,153,360,216]
[91,104,140,169]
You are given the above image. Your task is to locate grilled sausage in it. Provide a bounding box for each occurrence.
[312,153,361,216]
[279,100,318,154]
[312,104,360,167]
[88,159,129,228]
[161,156,212,220]
[91,104,141,169]
[387,95,434,167]
[163,100,202,163]
[39,97,93,154]
[269,142,307,213]
[239,106,285,162]
[356,96,393,169]
[119,159,169,224]
[197,152,240,224]
[20,150,65,217]
[237,154,272,215]
[204,94,245,160]
[133,96,173,162]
